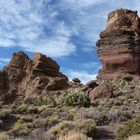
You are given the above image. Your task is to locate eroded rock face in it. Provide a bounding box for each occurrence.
[1,52,68,103]
[0,71,7,100]
[96,9,140,79]
[89,82,115,100]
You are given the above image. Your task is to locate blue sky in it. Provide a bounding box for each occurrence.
[0,0,140,83]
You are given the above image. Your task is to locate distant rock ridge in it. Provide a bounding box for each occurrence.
[96,9,140,79]
[0,51,68,103]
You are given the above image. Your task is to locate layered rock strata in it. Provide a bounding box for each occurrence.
[96,9,140,79]
[0,52,68,103]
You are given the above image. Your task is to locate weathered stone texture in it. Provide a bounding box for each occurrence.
[96,9,140,79]
[0,52,68,103]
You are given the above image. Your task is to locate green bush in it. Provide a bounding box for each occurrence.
[122,75,133,82]
[116,116,140,140]
[65,93,91,107]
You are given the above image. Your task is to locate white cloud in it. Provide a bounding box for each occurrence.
[60,0,106,8]
[66,70,97,84]
[0,58,10,63]
[57,0,140,51]
[0,0,76,57]
[1,0,140,58]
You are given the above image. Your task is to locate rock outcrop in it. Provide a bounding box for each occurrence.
[89,82,115,100]
[0,51,68,103]
[96,9,140,79]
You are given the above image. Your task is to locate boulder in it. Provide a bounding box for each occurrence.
[45,77,68,91]
[89,82,115,100]
[82,80,98,92]
[86,80,98,88]
[72,78,81,83]
[96,9,140,79]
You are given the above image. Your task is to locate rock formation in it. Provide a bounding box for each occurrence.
[96,9,140,79]
[0,51,68,103]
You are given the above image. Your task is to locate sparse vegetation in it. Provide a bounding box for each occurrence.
[65,92,91,107]
[0,109,11,119]
[0,75,140,140]
[58,131,92,140]
[127,135,140,140]
[49,119,97,137]
[116,116,140,140]
[0,133,10,140]
[122,75,133,82]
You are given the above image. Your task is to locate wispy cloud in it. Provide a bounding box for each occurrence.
[1,0,140,82]
[1,0,140,58]
[0,58,10,63]
[66,70,97,84]
[0,0,76,57]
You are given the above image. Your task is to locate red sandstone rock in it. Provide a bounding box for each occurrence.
[86,80,98,88]
[89,82,115,100]
[96,9,140,79]
[45,77,68,91]
[0,51,68,103]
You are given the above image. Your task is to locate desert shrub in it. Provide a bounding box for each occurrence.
[122,75,133,82]
[0,133,10,140]
[37,105,48,113]
[127,135,140,140]
[24,96,57,107]
[16,128,56,140]
[33,118,48,128]
[65,93,91,107]
[15,103,28,113]
[49,121,75,136]
[10,117,34,136]
[26,106,38,114]
[108,110,133,123]
[116,116,140,140]
[17,115,33,124]
[49,119,97,137]
[66,114,74,121]
[24,97,45,106]
[0,109,11,119]
[49,96,57,108]
[58,131,92,140]
[47,115,59,125]
[33,114,59,129]
[79,119,97,137]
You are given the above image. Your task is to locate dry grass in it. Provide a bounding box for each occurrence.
[127,135,140,140]
[0,133,10,140]
[58,131,92,140]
